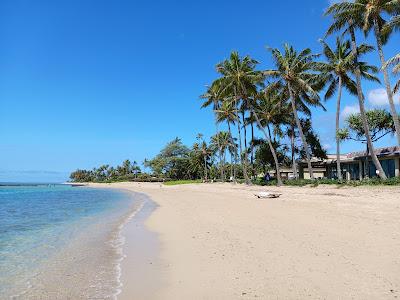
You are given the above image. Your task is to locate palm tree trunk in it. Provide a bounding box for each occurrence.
[290,124,298,180]
[242,110,248,150]
[349,24,387,179]
[250,119,255,179]
[373,20,400,147]
[215,120,224,182]
[336,76,343,181]
[252,109,283,186]
[288,83,315,180]
[204,155,208,181]
[235,99,251,184]
[227,122,236,183]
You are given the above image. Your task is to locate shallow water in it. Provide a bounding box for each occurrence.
[0,184,143,299]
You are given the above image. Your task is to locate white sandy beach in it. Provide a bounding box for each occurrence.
[90,182,400,299]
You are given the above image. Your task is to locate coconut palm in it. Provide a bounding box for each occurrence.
[196,134,211,181]
[245,113,257,179]
[201,81,225,181]
[250,91,290,186]
[385,53,400,93]
[264,44,325,180]
[330,0,400,146]
[211,131,234,181]
[215,100,239,182]
[325,3,388,179]
[216,52,264,184]
[318,37,380,180]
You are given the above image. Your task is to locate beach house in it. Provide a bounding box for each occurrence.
[298,146,400,180]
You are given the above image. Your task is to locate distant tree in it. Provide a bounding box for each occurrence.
[338,109,396,145]
[338,109,397,178]
[253,138,289,176]
[299,119,328,160]
[210,131,233,181]
[145,138,191,179]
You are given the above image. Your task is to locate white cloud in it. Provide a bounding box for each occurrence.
[341,105,360,119]
[368,88,400,107]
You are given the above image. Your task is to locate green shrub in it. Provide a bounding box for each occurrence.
[163,179,203,186]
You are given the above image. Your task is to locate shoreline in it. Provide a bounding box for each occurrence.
[87,184,164,299]
[90,182,400,299]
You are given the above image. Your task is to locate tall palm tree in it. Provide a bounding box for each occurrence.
[331,0,400,146]
[201,81,225,181]
[245,113,257,179]
[216,52,263,185]
[264,44,325,180]
[318,38,380,180]
[215,100,239,182]
[325,3,388,179]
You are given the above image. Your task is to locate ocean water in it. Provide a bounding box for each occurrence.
[0,184,144,299]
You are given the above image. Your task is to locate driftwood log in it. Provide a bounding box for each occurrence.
[254,192,282,199]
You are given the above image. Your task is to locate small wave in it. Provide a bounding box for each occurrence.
[108,193,147,299]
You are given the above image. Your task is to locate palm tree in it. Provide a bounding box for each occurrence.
[318,37,380,180]
[332,0,400,146]
[385,53,400,93]
[196,133,212,181]
[264,44,325,180]
[201,81,225,181]
[216,52,263,185]
[215,100,239,182]
[325,3,388,179]
[245,113,257,179]
[210,131,233,181]
[250,91,288,186]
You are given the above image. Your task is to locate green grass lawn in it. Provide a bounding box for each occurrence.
[163,179,203,186]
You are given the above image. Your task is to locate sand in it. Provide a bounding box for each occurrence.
[90,182,400,299]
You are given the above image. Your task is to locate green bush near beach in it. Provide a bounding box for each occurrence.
[163,179,203,186]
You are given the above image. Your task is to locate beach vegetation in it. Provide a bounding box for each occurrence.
[70,1,400,187]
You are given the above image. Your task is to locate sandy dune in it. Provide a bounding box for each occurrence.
[91,182,400,299]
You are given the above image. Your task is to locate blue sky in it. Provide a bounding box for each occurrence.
[0,0,399,182]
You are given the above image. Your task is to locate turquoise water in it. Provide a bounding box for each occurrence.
[0,184,140,299]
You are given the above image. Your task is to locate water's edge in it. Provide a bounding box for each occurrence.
[114,191,160,299]
[90,187,162,300]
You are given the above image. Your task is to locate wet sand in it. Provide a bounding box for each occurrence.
[90,182,400,299]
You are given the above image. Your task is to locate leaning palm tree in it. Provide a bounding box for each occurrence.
[325,3,388,179]
[264,44,325,180]
[249,90,289,186]
[331,0,400,146]
[318,38,380,180]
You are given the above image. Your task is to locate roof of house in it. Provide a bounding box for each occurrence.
[346,146,400,159]
[299,146,400,165]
